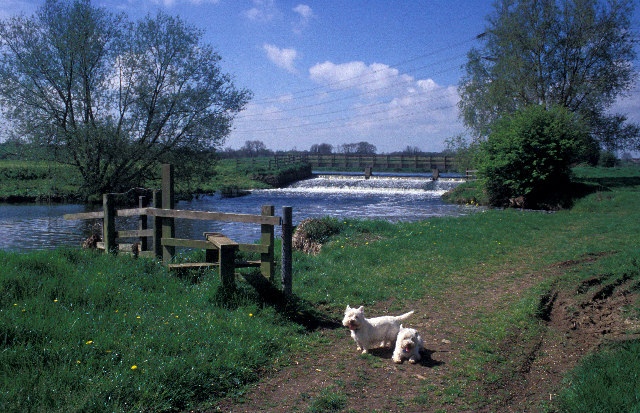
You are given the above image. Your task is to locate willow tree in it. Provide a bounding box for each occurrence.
[0,0,251,198]
[458,0,638,151]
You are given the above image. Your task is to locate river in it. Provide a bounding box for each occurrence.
[0,173,476,252]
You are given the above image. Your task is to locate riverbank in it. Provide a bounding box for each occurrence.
[0,159,311,203]
[2,166,639,411]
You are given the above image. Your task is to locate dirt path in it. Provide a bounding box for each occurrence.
[210,254,638,412]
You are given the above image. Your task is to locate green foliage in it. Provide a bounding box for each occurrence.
[298,217,345,244]
[598,151,619,168]
[0,1,251,199]
[458,0,638,151]
[443,133,482,171]
[478,105,588,208]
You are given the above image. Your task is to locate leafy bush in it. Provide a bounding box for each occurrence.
[598,151,619,167]
[478,105,589,209]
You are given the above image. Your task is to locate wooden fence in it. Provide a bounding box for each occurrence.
[234,155,306,170]
[64,164,294,293]
[303,154,457,171]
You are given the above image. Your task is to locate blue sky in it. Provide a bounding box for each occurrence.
[1,0,639,153]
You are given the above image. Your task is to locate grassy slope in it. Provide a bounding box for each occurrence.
[0,159,273,202]
[1,166,639,411]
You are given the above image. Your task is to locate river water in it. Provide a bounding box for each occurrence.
[0,173,476,252]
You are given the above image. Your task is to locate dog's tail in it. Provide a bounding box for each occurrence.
[396,310,415,321]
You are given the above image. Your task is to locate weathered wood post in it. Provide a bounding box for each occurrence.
[138,196,148,252]
[152,190,162,258]
[432,168,440,181]
[281,206,293,295]
[103,193,116,254]
[219,242,237,290]
[364,166,372,179]
[261,205,275,282]
[162,164,175,263]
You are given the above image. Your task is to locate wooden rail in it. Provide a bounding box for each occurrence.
[234,155,306,170]
[64,164,294,293]
[303,154,457,171]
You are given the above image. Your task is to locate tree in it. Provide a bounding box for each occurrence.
[478,105,588,208]
[240,140,271,157]
[459,0,638,151]
[0,0,251,198]
[402,145,423,154]
[310,143,333,154]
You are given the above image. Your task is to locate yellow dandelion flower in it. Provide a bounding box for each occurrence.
[249,313,253,317]
[86,340,93,345]
[131,365,137,370]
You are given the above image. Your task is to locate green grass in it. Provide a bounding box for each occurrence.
[2,165,640,411]
[555,339,640,412]
[0,249,309,412]
[0,159,284,202]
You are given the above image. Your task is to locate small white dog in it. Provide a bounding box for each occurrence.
[392,325,425,364]
[342,305,414,354]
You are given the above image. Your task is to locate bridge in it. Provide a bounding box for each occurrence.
[303,153,457,171]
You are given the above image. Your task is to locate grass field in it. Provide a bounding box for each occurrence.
[0,159,298,202]
[1,166,639,411]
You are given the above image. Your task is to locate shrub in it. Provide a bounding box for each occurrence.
[478,105,589,209]
[598,151,619,167]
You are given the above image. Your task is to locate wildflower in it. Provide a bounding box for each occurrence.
[54,299,58,302]
[249,313,253,317]
[86,340,93,345]
[131,365,137,370]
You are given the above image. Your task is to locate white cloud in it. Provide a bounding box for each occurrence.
[293,4,313,19]
[263,44,298,73]
[292,4,314,34]
[245,0,279,22]
[309,61,414,97]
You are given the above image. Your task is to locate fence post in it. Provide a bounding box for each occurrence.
[152,190,162,258]
[281,206,293,295]
[103,193,116,254]
[138,196,148,252]
[219,243,237,290]
[162,164,175,264]
[260,205,275,282]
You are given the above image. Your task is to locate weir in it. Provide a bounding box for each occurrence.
[281,173,464,196]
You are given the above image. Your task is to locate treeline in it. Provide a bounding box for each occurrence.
[218,139,445,158]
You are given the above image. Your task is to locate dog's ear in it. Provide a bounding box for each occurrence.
[357,306,364,312]
[346,305,351,310]
[399,324,403,329]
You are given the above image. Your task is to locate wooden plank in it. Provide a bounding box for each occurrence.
[168,262,219,269]
[118,229,154,238]
[205,233,239,248]
[161,238,217,250]
[144,207,282,225]
[238,243,269,254]
[64,211,104,220]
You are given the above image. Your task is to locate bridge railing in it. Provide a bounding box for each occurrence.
[303,154,457,170]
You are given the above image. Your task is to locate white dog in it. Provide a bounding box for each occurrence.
[342,305,414,354]
[392,325,425,364]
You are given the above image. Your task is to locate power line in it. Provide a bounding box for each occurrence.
[249,34,480,105]
[235,56,467,121]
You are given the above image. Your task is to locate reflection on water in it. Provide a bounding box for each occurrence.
[0,174,478,252]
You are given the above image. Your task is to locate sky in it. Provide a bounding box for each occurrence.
[1,0,639,154]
